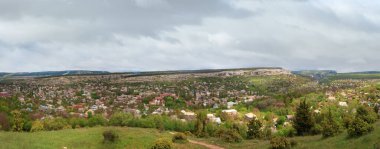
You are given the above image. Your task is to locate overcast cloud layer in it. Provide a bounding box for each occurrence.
[0,0,379,72]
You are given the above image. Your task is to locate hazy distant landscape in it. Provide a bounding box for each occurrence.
[1,0,380,149]
[0,68,380,149]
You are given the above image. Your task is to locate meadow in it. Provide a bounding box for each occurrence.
[0,127,206,149]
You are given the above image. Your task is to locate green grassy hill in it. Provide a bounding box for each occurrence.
[194,121,380,149]
[0,127,205,149]
[1,122,379,149]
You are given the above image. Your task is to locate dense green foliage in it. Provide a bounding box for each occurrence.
[103,130,119,143]
[172,132,188,143]
[294,100,314,136]
[321,109,342,138]
[247,118,262,139]
[151,138,173,149]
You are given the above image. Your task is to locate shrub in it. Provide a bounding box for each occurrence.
[69,118,88,129]
[205,122,218,137]
[43,117,69,131]
[109,112,133,126]
[0,112,10,131]
[233,123,248,139]
[31,120,44,132]
[347,118,374,137]
[151,138,173,149]
[310,124,322,135]
[219,129,243,143]
[374,142,380,149]
[22,121,32,132]
[103,130,119,143]
[276,116,286,127]
[11,110,24,132]
[172,133,188,143]
[321,109,341,138]
[247,118,262,139]
[184,131,193,137]
[270,136,291,149]
[88,115,107,127]
[356,106,377,124]
[276,126,296,137]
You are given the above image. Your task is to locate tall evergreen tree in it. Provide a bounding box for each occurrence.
[293,100,314,136]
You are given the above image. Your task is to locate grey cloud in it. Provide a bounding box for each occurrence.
[0,0,379,72]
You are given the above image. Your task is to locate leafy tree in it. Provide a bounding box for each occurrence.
[247,118,262,139]
[293,100,314,136]
[321,109,341,137]
[11,110,24,131]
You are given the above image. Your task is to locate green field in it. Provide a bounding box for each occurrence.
[194,121,380,149]
[1,122,380,149]
[0,127,206,149]
[324,73,380,81]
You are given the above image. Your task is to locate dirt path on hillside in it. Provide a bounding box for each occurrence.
[188,140,225,149]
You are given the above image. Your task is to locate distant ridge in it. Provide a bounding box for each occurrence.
[0,70,110,78]
[0,67,284,79]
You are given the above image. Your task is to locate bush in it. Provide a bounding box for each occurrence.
[22,121,32,132]
[103,130,119,143]
[356,106,377,124]
[270,136,291,149]
[310,124,322,135]
[184,131,193,137]
[219,129,243,143]
[247,118,262,139]
[321,110,341,138]
[172,133,188,143]
[88,115,107,127]
[30,120,44,132]
[69,118,88,128]
[276,126,296,137]
[374,142,380,149]
[109,112,133,126]
[11,110,24,132]
[347,118,374,137]
[0,112,10,131]
[233,123,248,139]
[151,138,173,149]
[43,117,69,131]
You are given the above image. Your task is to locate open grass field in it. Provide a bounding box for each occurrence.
[194,121,380,149]
[0,127,206,149]
[325,73,380,81]
[0,122,379,149]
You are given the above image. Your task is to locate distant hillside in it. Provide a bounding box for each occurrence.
[292,70,337,80]
[0,70,110,78]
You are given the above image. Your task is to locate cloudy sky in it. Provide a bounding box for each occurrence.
[0,0,379,72]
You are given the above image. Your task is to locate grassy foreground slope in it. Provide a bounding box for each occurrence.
[0,123,379,149]
[194,121,380,149]
[0,127,205,149]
